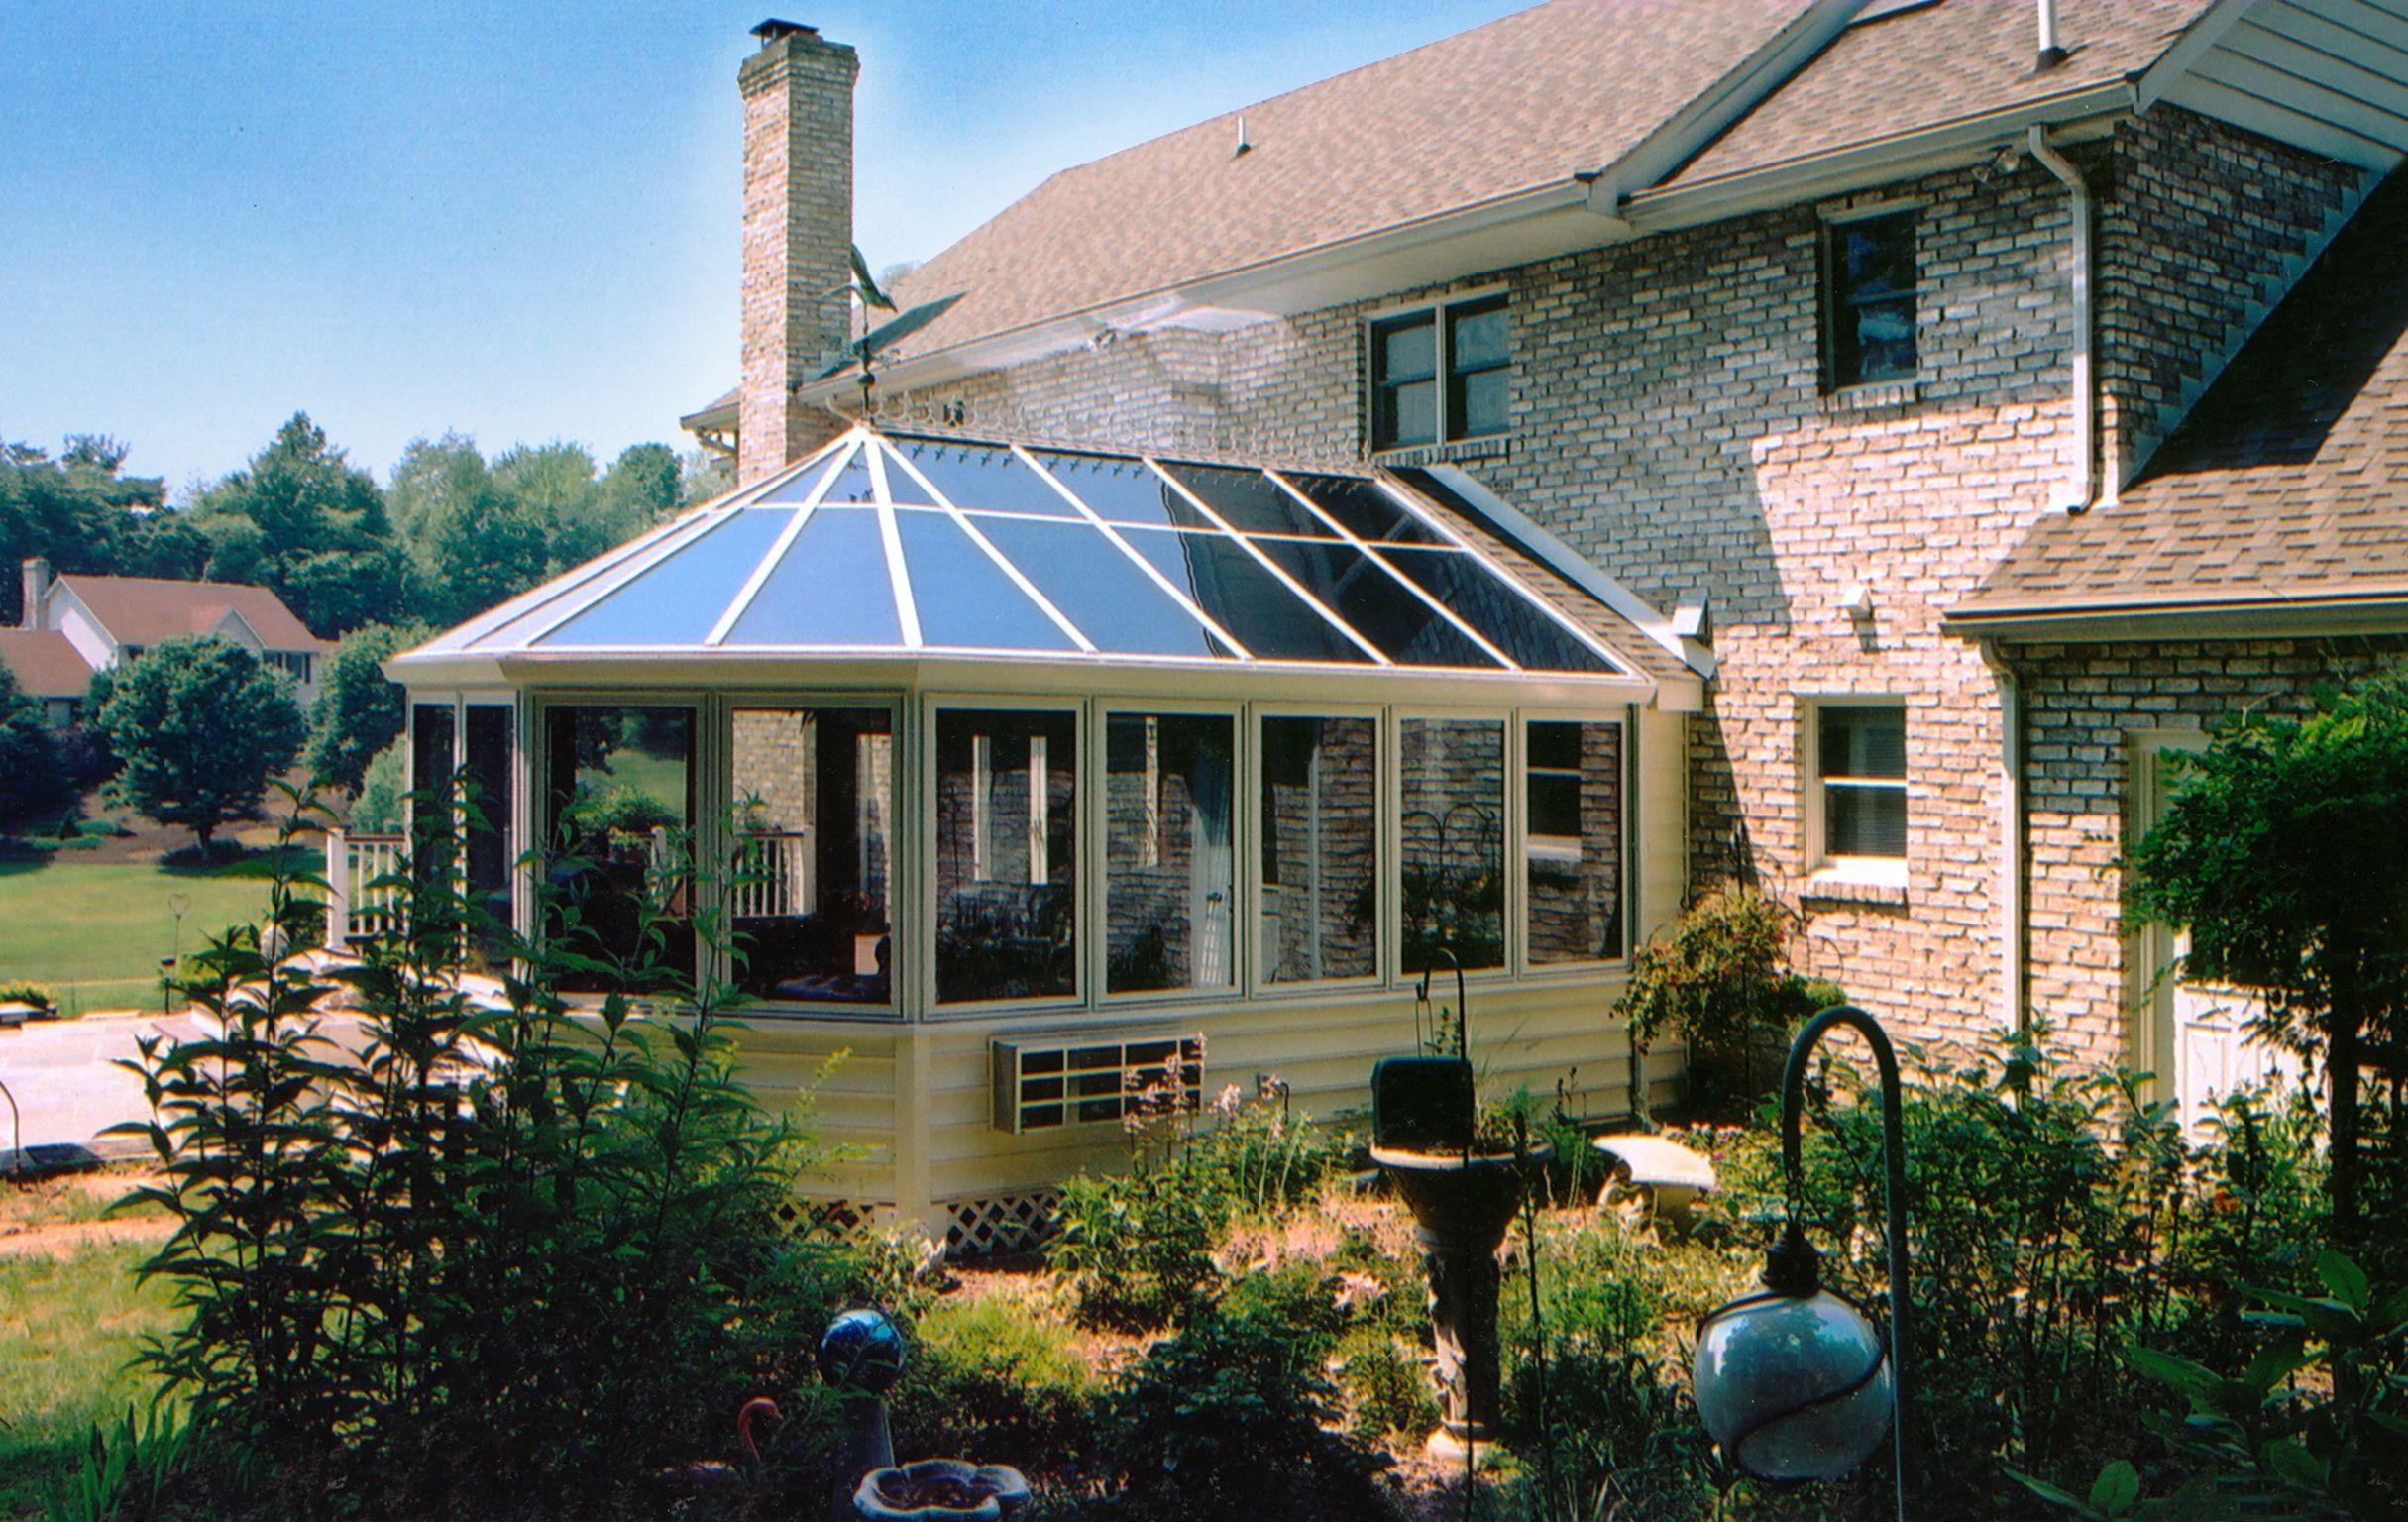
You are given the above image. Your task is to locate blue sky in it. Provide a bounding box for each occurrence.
[0,1,1517,492]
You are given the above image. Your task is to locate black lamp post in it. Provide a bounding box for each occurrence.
[1692,1005,1915,1520]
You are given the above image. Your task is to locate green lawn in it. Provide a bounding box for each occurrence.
[0,1183,176,1519]
[0,855,301,1016]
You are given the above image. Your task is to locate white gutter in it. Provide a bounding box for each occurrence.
[2025,126,2102,515]
[1978,640,2028,1039]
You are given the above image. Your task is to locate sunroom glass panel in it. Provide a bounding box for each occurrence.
[721,507,903,647]
[969,515,1229,658]
[536,508,793,647]
[1116,528,1373,664]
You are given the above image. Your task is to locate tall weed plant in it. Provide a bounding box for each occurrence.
[115,790,858,1518]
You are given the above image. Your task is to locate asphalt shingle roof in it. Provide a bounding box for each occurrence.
[0,630,92,700]
[1658,0,2216,191]
[1953,166,2408,625]
[882,0,1816,359]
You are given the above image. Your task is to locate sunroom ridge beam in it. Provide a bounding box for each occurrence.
[865,444,925,648]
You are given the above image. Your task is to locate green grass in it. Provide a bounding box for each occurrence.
[0,855,304,1016]
[0,1226,177,1517]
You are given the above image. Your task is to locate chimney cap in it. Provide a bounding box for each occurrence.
[752,18,818,45]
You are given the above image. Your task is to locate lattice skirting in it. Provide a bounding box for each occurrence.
[942,1189,1062,1258]
[781,1197,883,1242]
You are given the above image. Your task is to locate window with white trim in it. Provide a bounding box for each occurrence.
[1809,702,1907,871]
[1368,294,1509,451]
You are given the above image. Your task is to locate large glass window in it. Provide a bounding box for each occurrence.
[729,707,895,1005]
[542,705,695,992]
[1525,720,1622,966]
[462,705,515,966]
[1105,713,1235,995]
[1259,716,1378,984]
[1399,718,1505,974]
[936,709,1077,1003]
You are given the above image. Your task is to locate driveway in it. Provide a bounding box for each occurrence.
[0,1008,365,1170]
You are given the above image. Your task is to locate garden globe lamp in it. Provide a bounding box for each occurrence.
[1692,1006,1915,1521]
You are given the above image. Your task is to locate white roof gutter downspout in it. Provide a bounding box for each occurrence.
[2025,126,2105,515]
[1976,639,2028,1041]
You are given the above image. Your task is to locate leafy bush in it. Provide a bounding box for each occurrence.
[0,979,55,1014]
[1613,886,1836,1110]
[1049,1067,1347,1330]
[0,659,72,831]
[304,622,423,793]
[97,636,305,852]
[116,797,862,1517]
[889,1294,1096,1480]
[1097,1262,1396,1520]
[347,738,406,833]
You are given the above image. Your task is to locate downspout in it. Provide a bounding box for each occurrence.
[1980,640,2029,1039]
[2025,127,2102,514]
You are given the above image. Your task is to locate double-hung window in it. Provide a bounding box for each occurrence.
[1823,210,1916,389]
[1369,294,1510,451]
[1813,703,1907,870]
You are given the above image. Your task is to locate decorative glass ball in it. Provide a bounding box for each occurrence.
[819,1306,909,1392]
[1692,1288,1893,1481]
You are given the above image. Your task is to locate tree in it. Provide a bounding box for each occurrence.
[2130,672,2408,1246]
[306,622,425,794]
[191,414,411,636]
[388,433,546,626]
[0,662,71,831]
[99,636,306,853]
[0,434,165,623]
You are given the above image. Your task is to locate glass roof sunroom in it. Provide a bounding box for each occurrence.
[415,428,1643,682]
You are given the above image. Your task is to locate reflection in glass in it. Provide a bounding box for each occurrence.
[538,509,792,648]
[971,516,1225,658]
[1159,465,1336,537]
[543,705,695,992]
[1118,529,1373,664]
[1105,714,1235,994]
[1259,716,1378,983]
[936,709,1077,1003]
[893,512,1076,651]
[1035,452,1210,529]
[1247,538,1497,669]
[1400,718,1505,973]
[1374,547,1615,674]
[730,707,894,1005]
[892,438,1081,518]
[1279,474,1446,545]
[1526,720,1623,965]
[723,508,903,648]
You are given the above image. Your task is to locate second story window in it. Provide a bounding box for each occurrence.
[1369,294,1509,451]
[1824,210,1916,389]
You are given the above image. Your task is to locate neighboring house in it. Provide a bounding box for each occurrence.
[9,557,334,715]
[683,0,2408,1105]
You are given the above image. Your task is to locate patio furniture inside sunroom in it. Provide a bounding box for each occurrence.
[389,426,1696,1250]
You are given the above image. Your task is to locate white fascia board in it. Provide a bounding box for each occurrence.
[1421,464,1715,696]
[2134,0,2263,115]
[1621,84,2135,230]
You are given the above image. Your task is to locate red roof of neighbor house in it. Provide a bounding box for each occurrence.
[55,575,331,652]
[0,630,93,700]
[1951,165,2408,628]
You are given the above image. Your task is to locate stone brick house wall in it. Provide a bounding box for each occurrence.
[847,104,2362,1060]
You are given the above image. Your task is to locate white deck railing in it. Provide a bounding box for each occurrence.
[731,829,815,920]
[323,828,407,946]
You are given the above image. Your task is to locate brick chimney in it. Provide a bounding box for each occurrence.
[738,19,859,485]
[21,558,50,629]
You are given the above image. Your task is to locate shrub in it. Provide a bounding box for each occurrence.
[0,979,55,1014]
[889,1293,1096,1479]
[97,636,305,853]
[304,622,423,794]
[0,660,71,831]
[1049,1069,1346,1330]
[1097,1262,1396,1520]
[1613,886,1836,1111]
[116,796,862,1517]
[347,738,406,833]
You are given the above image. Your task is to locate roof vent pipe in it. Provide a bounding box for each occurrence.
[2034,0,2068,69]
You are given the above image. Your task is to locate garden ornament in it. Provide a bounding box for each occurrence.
[1591,1132,1716,1230]
[853,1458,1031,1521]
[1692,1005,1915,1519]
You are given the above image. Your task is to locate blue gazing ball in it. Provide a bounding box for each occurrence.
[819,1306,908,1392]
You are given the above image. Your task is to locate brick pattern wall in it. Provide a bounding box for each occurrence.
[739,32,858,484]
[835,106,2359,1056]
[2097,110,2363,486]
[2010,637,2408,1068]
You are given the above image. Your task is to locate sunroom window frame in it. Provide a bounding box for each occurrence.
[1094,698,1246,1007]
